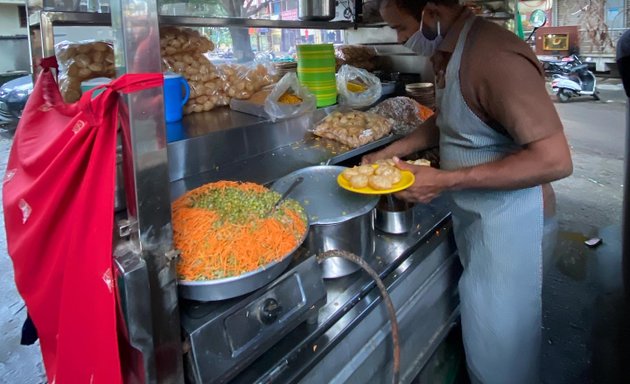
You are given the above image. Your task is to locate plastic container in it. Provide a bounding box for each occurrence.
[297,44,337,107]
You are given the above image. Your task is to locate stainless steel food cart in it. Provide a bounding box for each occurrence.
[25,1,463,382]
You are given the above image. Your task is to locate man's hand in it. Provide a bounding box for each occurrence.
[393,157,451,203]
[362,115,440,165]
[361,146,397,165]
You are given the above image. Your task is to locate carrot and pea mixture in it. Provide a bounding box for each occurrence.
[172,181,307,281]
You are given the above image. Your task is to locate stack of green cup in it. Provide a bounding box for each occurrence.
[296,44,337,107]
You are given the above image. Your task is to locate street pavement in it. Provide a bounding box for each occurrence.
[0,80,627,383]
[0,129,46,384]
[542,80,629,384]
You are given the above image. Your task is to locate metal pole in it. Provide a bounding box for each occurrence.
[109,0,184,381]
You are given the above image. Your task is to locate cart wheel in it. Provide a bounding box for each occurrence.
[593,92,600,101]
[557,90,570,103]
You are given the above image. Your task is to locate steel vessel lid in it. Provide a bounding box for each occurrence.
[272,165,379,225]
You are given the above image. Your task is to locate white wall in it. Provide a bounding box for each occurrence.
[0,4,26,37]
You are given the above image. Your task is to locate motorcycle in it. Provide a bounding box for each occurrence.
[551,62,600,103]
[541,54,582,77]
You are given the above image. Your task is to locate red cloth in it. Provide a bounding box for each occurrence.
[3,60,163,383]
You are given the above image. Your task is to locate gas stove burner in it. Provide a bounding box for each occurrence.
[181,256,326,383]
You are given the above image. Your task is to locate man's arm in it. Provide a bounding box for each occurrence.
[447,130,572,190]
[362,114,439,164]
[395,130,572,202]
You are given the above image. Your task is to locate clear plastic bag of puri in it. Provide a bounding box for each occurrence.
[55,40,115,103]
[312,108,393,148]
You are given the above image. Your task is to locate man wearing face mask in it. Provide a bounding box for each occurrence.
[368,1,573,384]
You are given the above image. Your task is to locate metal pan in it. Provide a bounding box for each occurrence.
[177,202,309,302]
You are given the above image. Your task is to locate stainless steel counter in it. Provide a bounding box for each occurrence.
[230,197,461,383]
[170,108,460,383]
[168,108,400,199]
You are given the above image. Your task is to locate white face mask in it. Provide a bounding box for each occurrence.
[404,12,442,57]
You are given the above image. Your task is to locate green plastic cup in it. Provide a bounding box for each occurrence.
[296,43,334,52]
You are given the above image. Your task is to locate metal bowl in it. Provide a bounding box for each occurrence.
[272,166,379,279]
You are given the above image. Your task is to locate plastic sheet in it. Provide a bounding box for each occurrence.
[368,96,434,135]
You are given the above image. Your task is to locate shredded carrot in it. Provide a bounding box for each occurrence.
[172,181,307,281]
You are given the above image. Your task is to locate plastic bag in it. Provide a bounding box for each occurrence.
[336,64,382,108]
[163,53,224,114]
[264,73,316,121]
[220,62,278,100]
[55,40,115,103]
[368,96,434,135]
[160,26,222,114]
[160,26,214,57]
[312,108,393,148]
[335,45,379,71]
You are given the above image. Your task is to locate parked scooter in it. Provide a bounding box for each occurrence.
[551,62,600,102]
[541,54,581,77]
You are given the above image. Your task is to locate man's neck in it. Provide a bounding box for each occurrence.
[437,5,466,37]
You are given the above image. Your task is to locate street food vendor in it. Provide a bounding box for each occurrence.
[367,0,573,383]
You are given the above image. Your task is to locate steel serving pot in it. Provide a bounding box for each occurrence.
[298,0,336,21]
[272,166,379,279]
[375,195,414,235]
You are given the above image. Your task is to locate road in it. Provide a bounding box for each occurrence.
[0,82,627,383]
[542,82,628,384]
[0,129,46,384]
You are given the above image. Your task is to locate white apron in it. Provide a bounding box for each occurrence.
[436,17,543,384]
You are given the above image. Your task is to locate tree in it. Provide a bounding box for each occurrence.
[220,0,272,61]
[572,0,615,53]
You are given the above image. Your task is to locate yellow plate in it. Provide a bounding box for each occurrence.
[337,168,415,195]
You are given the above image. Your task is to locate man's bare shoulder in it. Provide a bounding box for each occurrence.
[469,18,537,58]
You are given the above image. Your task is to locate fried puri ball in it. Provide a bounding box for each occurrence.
[368,175,394,190]
[349,174,369,189]
[356,165,375,176]
[375,158,396,167]
[407,159,431,167]
[342,167,360,182]
[375,165,402,184]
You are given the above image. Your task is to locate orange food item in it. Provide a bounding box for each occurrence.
[172,181,307,281]
[415,101,434,121]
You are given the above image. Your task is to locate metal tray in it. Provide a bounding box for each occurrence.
[308,133,402,166]
[177,210,309,302]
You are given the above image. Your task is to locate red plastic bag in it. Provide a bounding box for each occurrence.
[3,58,163,384]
